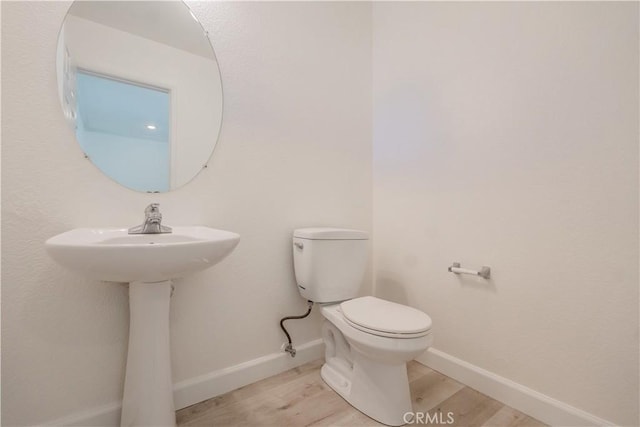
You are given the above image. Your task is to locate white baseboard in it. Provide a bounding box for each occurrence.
[38,401,122,427]
[41,339,324,427]
[416,347,615,427]
[173,338,324,410]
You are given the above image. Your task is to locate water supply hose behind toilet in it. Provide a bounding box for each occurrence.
[279,300,314,357]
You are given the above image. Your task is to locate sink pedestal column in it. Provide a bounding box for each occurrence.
[121,281,176,427]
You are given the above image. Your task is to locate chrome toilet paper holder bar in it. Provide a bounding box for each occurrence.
[448,262,491,279]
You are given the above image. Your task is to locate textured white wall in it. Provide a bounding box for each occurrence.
[372,2,638,425]
[1,1,372,425]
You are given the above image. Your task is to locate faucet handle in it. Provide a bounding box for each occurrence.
[145,203,160,215]
[129,203,171,234]
[143,203,164,228]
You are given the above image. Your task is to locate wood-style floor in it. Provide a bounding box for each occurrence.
[176,359,546,427]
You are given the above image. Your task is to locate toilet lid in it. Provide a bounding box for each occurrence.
[340,296,432,335]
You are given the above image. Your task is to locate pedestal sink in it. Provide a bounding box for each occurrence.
[45,226,240,426]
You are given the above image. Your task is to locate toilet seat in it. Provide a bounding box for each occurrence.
[340,296,432,339]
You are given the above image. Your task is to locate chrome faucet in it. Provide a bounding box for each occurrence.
[128,203,172,234]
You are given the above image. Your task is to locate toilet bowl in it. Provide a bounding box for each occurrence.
[320,298,432,426]
[292,228,433,426]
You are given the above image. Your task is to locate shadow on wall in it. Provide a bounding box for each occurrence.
[375,270,409,305]
[452,271,497,293]
[376,264,498,305]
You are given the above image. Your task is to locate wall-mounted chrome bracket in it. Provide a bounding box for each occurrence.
[448,262,491,279]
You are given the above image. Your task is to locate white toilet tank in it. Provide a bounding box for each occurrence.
[293,228,369,303]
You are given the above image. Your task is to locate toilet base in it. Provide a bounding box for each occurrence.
[318,304,431,426]
[321,354,412,426]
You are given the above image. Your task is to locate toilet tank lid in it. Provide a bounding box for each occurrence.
[293,228,369,240]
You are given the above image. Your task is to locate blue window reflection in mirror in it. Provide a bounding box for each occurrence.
[75,71,171,192]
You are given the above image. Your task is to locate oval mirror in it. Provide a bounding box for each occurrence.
[56,1,223,192]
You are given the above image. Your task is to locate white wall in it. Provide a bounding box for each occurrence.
[372,2,638,426]
[1,1,372,425]
[62,14,223,189]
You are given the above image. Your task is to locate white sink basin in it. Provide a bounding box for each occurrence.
[45,225,240,426]
[45,226,240,283]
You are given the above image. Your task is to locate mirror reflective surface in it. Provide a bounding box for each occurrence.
[57,1,223,192]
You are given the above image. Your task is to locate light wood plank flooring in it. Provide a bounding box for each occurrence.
[177,359,546,427]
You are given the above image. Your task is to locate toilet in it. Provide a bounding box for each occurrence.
[293,228,433,426]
